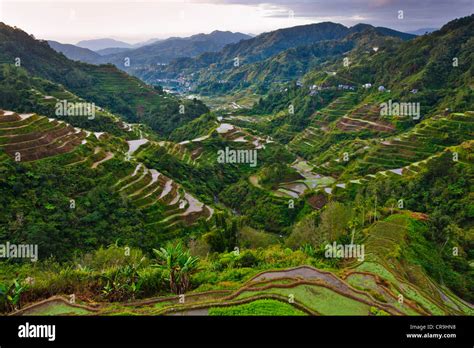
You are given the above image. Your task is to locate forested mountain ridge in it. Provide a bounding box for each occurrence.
[96,30,252,66]
[48,31,251,67]
[305,14,474,113]
[249,14,474,140]
[193,28,410,95]
[0,23,208,136]
[133,22,415,92]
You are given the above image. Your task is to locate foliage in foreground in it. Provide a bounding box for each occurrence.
[153,242,200,294]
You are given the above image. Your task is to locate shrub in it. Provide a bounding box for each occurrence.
[235,250,259,268]
[79,244,146,271]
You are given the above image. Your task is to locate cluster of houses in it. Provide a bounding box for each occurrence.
[363,84,391,93]
[337,84,356,91]
[363,84,418,94]
[292,78,419,97]
[289,82,360,96]
[307,83,333,95]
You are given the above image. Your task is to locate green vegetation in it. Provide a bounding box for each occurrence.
[0,15,473,316]
[208,299,306,316]
[23,302,92,316]
[0,24,209,136]
[0,279,26,313]
[235,284,373,315]
[153,242,200,294]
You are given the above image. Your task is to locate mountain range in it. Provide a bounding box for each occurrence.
[47,23,414,95]
[47,40,101,63]
[0,14,473,317]
[76,38,136,51]
[126,22,416,93]
[48,31,251,67]
[408,27,440,35]
[0,22,208,135]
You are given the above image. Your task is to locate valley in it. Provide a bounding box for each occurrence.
[0,12,473,318]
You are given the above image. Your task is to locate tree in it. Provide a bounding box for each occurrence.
[385,197,398,215]
[286,212,320,249]
[152,243,199,294]
[318,201,353,242]
[204,213,237,253]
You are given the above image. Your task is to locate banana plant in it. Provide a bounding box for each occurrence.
[0,280,25,313]
[101,257,145,301]
[153,242,199,294]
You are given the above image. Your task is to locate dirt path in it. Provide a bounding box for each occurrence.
[91,152,114,168]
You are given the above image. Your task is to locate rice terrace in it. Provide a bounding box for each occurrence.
[0,1,473,344]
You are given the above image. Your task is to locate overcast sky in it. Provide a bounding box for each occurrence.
[0,0,472,44]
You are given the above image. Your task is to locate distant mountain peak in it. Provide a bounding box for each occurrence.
[47,40,100,63]
[408,27,440,35]
[76,38,133,51]
[350,23,374,30]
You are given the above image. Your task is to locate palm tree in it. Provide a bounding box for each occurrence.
[153,242,199,294]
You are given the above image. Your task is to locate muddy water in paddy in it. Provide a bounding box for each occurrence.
[252,266,359,295]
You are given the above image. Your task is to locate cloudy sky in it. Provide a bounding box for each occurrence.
[0,0,472,44]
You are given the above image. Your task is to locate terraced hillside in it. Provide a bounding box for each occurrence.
[1,15,473,320]
[0,64,146,139]
[13,257,473,316]
[343,111,474,177]
[349,215,474,316]
[135,117,290,195]
[288,92,360,157]
[0,109,214,240]
[0,23,209,135]
[253,111,473,201]
[336,103,396,133]
[0,110,87,161]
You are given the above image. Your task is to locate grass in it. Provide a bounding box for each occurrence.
[344,112,474,177]
[396,283,446,315]
[354,215,462,315]
[345,273,421,315]
[23,302,92,316]
[236,284,373,315]
[208,299,306,316]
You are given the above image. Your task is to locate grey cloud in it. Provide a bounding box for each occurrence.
[195,0,474,30]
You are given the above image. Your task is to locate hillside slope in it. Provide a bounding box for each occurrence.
[135,22,414,92]
[47,40,101,64]
[0,109,214,258]
[0,23,208,136]
[98,30,251,67]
